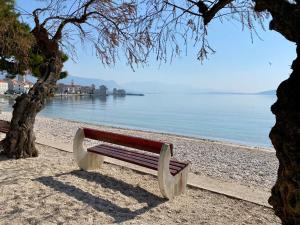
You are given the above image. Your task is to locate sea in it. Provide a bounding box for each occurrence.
[0,93,276,148]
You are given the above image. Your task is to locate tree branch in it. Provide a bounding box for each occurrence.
[202,0,233,25]
[164,1,201,16]
[32,8,42,28]
[52,0,97,41]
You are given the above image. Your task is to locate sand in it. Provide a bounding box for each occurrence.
[0,144,280,225]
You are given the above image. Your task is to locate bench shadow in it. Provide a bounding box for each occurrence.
[35,170,166,223]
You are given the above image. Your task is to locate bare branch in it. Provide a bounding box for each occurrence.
[52,0,98,41]
[202,0,234,25]
[164,1,201,16]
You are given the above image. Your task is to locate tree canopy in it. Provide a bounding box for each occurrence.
[0,0,34,75]
[0,0,68,79]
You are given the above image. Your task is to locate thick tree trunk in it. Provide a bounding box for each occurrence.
[3,56,62,158]
[268,43,300,224]
[3,93,39,158]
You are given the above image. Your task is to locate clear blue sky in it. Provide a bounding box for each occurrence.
[17,0,296,92]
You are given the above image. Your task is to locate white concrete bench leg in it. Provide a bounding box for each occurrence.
[73,128,104,170]
[158,144,190,199]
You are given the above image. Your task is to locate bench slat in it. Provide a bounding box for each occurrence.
[98,144,188,169]
[0,128,9,133]
[97,144,186,171]
[88,145,186,176]
[83,127,173,156]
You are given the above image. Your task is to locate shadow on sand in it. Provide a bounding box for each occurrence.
[35,170,166,223]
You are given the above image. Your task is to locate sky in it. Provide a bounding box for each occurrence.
[16,0,296,92]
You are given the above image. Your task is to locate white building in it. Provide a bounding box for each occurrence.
[0,80,8,94]
[7,79,33,94]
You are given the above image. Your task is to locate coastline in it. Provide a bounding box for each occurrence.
[0,111,278,189]
[0,108,274,152]
[59,116,275,152]
[64,116,275,153]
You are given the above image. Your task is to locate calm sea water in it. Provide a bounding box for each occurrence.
[0,93,276,147]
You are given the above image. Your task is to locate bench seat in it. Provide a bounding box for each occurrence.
[87,144,189,176]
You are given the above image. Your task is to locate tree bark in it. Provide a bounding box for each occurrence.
[3,56,62,158]
[268,43,300,224]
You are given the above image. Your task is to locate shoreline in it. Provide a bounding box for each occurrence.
[0,111,278,189]
[1,109,274,152]
[59,116,275,153]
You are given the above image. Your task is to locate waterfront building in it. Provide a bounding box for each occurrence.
[117,89,126,96]
[99,85,108,96]
[56,83,94,95]
[93,85,108,96]
[113,88,117,95]
[7,78,33,94]
[113,88,126,96]
[80,85,94,94]
[91,84,96,94]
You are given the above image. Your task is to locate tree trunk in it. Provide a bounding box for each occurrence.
[3,56,62,158]
[268,43,300,224]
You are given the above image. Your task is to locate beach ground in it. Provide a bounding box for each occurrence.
[0,144,280,225]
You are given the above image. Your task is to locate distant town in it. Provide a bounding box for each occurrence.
[0,75,144,97]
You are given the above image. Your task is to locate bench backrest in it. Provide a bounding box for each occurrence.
[83,127,173,156]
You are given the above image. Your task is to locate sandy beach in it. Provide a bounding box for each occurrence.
[0,111,280,224]
[0,144,280,225]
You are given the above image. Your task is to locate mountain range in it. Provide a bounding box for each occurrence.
[59,75,121,89]
[121,81,216,94]
[257,90,276,95]
[25,75,121,90]
[2,73,276,95]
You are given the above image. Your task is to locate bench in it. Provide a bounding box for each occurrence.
[0,120,10,145]
[0,120,10,134]
[73,127,190,199]
[0,120,10,143]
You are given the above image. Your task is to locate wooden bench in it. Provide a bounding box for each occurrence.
[0,120,10,144]
[73,127,190,199]
[0,120,10,134]
[0,119,9,140]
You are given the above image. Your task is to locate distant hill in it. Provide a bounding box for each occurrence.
[59,75,121,89]
[257,90,276,95]
[26,75,121,90]
[122,82,279,95]
[122,81,215,94]
[2,72,278,95]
